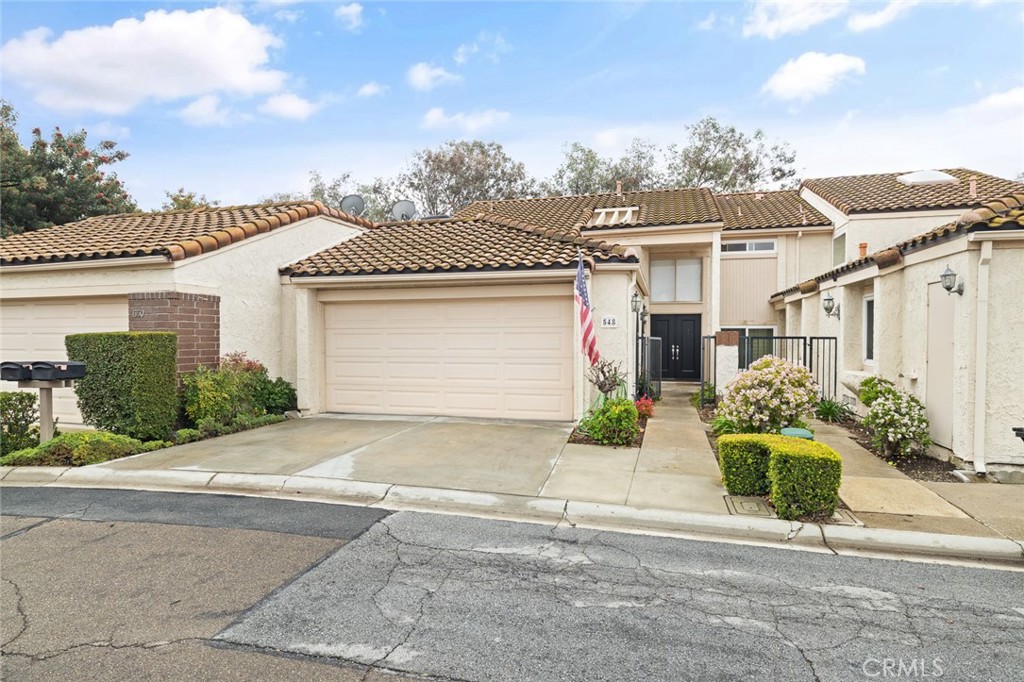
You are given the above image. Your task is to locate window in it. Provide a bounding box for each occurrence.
[722,239,776,253]
[587,206,639,227]
[723,327,776,367]
[863,296,875,363]
[833,233,847,267]
[651,258,702,302]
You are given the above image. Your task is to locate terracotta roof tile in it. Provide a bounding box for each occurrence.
[772,193,1024,298]
[802,168,1024,215]
[714,190,831,230]
[282,215,637,277]
[454,187,722,233]
[0,201,373,267]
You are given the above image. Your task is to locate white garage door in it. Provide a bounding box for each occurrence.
[0,297,129,427]
[324,293,574,421]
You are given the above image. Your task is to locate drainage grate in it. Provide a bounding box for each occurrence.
[724,496,777,518]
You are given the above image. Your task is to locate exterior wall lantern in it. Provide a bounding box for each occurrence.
[940,266,964,296]
[631,291,643,314]
[822,291,840,319]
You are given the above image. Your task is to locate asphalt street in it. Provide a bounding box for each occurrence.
[3,487,1023,681]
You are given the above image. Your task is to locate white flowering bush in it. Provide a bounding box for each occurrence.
[862,386,931,459]
[716,356,819,434]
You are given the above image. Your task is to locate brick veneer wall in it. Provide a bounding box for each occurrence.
[128,292,220,375]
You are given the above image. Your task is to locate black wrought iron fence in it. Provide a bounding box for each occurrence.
[636,336,662,400]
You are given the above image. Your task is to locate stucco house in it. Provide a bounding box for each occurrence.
[0,202,369,426]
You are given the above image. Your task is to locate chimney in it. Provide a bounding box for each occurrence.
[615,180,623,196]
[859,242,868,259]
[969,176,977,199]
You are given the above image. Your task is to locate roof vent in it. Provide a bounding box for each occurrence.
[896,170,959,187]
[755,192,765,200]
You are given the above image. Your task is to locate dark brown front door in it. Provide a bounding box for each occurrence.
[652,314,701,380]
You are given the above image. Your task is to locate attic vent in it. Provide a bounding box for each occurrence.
[896,170,959,187]
[587,206,640,228]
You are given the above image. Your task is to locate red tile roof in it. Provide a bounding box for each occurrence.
[715,190,831,230]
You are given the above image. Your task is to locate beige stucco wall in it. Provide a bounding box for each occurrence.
[841,211,966,261]
[0,216,361,382]
[777,232,833,292]
[983,246,1024,468]
[589,269,638,409]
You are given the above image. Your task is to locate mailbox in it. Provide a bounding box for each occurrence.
[29,361,86,381]
[1,362,32,381]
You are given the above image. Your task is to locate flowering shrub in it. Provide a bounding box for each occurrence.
[635,396,655,418]
[862,387,931,459]
[580,398,639,446]
[858,375,895,407]
[716,356,818,434]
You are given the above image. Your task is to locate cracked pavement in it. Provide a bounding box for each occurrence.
[220,512,1024,682]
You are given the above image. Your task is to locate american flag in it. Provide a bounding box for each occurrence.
[575,252,600,366]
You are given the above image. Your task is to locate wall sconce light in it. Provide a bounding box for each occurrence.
[640,305,648,323]
[940,266,964,296]
[630,291,643,314]
[822,291,840,319]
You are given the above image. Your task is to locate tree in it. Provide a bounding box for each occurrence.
[664,116,798,192]
[1,101,136,236]
[261,170,354,207]
[541,142,612,196]
[1015,171,1024,183]
[398,140,536,217]
[609,138,665,192]
[161,187,220,211]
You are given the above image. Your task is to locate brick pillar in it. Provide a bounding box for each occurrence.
[128,292,220,376]
[714,330,740,390]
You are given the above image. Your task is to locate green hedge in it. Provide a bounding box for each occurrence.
[717,434,843,520]
[768,438,843,520]
[0,431,143,467]
[1,392,39,456]
[717,434,772,496]
[66,332,178,441]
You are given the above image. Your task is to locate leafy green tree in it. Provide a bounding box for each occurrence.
[260,170,354,207]
[609,138,665,192]
[161,187,220,211]
[398,140,536,217]
[541,142,612,196]
[665,116,798,192]
[1,101,136,236]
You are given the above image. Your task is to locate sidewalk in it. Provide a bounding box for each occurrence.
[2,385,1022,565]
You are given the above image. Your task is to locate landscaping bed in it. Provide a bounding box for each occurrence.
[568,415,648,448]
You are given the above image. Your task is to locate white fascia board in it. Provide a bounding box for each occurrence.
[581,222,723,239]
[0,255,170,273]
[283,268,577,288]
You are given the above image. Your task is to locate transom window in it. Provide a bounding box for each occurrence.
[587,206,639,227]
[651,258,702,303]
[722,239,776,253]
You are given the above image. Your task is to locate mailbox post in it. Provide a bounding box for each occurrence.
[1,361,86,441]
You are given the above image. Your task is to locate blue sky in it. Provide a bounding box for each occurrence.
[2,1,1022,210]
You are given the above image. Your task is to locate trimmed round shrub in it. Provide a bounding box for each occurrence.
[717,356,818,434]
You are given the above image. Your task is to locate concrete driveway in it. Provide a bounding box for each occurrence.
[105,415,575,497]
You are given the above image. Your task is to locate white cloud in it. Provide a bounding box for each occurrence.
[453,31,511,65]
[0,8,286,115]
[421,107,510,134]
[334,3,363,31]
[179,95,233,127]
[762,52,865,102]
[848,1,919,32]
[743,1,849,39]
[957,85,1024,113]
[696,12,717,31]
[90,121,131,139]
[356,81,387,97]
[258,92,321,120]
[407,63,461,91]
[274,9,302,23]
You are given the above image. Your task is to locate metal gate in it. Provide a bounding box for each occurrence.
[699,335,837,405]
[636,336,663,400]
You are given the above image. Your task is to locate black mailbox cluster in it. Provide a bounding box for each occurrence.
[1,361,86,382]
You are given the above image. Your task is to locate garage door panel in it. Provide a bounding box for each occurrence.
[324,294,573,420]
[1,297,129,427]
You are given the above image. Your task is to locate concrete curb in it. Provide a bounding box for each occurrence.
[2,465,1021,565]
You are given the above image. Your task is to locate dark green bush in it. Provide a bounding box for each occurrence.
[580,398,640,446]
[256,377,298,414]
[717,435,772,496]
[140,440,173,452]
[814,399,852,423]
[1,392,39,455]
[66,332,178,441]
[689,383,716,408]
[767,438,843,520]
[0,431,142,467]
[182,352,297,428]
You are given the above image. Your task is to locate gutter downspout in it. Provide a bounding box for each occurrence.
[972,240,993,476]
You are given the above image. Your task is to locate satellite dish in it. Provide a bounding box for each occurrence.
[390,200,417,221]
[340,194,365,217]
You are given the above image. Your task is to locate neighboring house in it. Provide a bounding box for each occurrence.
[771,194,1024,478]
[0,202,368,426]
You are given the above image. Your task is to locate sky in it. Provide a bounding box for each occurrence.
[2,1,1023,211]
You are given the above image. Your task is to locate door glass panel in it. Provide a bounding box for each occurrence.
[651,260,675,302]
[675,258,701,302]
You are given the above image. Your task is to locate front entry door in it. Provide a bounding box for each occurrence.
[652,314,701,380]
